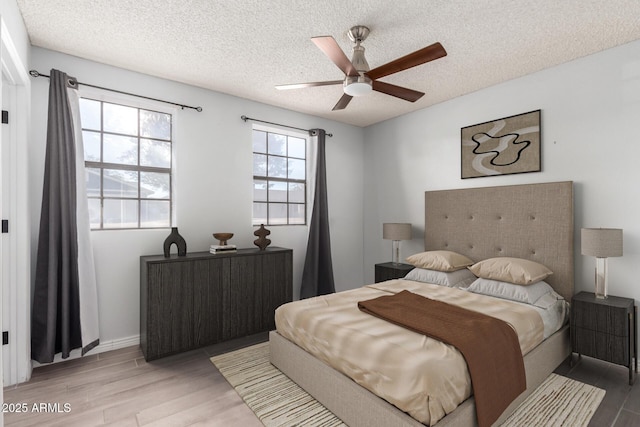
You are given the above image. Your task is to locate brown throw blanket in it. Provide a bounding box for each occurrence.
[358,290,525,427]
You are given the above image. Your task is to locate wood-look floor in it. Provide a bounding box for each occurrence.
[3,333,639,426]
[3,333,267,427]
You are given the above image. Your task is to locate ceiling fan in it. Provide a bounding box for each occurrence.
[276,25,447,111]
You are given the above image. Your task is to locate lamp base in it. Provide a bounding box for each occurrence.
[594,257,608,299]
[391,240,401,265]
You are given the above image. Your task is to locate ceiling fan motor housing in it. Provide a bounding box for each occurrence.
[344,26,372,96]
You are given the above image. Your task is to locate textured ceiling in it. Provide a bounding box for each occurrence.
[16,0,640,127]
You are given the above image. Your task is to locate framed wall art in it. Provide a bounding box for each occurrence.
[461,109,541,179]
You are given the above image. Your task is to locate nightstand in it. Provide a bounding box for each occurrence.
[571,291,637,385]
[374,262,414,283]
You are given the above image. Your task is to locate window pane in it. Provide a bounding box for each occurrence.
[289,137,305,158]
[288,158,305,180]
[253,130,267,153]
[103,199,138,228]
[268,133,286,155]
[88,198,101,229]
[268,203,287,225]
[251,129,307,226]
[140,139,171,168]
[79,98,101,131]
[86,167,101,197]
[104,134,138,165]
[80,97,173,230]
[140,110,171,140]
[103,103,138,135]
[289,204,305,224]
[289,182,305,203]
[268,181,287,202]
[83,131,101,162]
[140,172,170,199]
[268,155,286,178]
[103,169,138,198]
[140,200,170,227]
[253,153,266,176]
[253,179,267,202]
[253,202,267,225]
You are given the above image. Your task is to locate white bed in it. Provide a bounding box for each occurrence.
[270,181,574,427]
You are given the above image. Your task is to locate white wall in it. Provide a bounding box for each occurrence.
[364,39,640,343]
[29,47,365,346]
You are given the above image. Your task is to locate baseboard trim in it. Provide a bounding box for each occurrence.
[32,335,140,368]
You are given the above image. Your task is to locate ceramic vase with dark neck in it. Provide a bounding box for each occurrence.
[163,227,187,257]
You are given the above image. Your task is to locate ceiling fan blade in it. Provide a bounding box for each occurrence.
[372,80,424,102]
[312,36,359,77]
[276,80,343,90]
[332,93,353,111]
[366,42,447,80]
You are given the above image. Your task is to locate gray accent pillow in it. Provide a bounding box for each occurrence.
[404,267,477,288]
[467,278,554,306]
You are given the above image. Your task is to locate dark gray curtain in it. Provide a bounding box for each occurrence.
[300,129,336,298]
[31,69,92,363]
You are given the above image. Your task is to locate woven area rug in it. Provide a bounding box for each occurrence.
[210,342,605,427]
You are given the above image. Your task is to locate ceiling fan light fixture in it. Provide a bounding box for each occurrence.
[343,74,372,96]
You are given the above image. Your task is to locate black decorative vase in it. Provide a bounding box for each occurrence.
[163,227,187,257]
[253,224,271,251]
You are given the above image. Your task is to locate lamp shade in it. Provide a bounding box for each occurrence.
[581,228,623,258]
[383,223,412,241]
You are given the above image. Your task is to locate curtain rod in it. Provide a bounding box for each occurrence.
[29,70,203,112]
[241,115,333,137]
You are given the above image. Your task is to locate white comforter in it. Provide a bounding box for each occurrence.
[275,279,567,426]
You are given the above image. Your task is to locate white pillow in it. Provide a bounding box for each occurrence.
[404,267,477,288]
[467,278,554,305]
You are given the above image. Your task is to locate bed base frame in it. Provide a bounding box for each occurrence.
[270,327,570,427]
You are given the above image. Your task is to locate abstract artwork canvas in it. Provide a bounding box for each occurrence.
[461,110,541,179]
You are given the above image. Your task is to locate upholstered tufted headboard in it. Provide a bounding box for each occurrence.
[425,181,574,301]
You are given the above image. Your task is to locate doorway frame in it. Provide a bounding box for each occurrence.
[1,15,32,387]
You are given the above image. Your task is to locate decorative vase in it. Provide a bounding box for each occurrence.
[253,224,271,251]
[163,227,187,257]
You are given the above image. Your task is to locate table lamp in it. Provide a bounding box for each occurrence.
[581,228,623,299]
[383,223,412,265]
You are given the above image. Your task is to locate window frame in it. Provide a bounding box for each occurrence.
[78,87,178,230]
[252,125,308,226]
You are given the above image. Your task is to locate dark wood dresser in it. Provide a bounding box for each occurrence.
[571,291,637,384]
[140,247,292,360]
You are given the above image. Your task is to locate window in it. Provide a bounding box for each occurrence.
[252,129,306,225]
[79,98,173,229]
